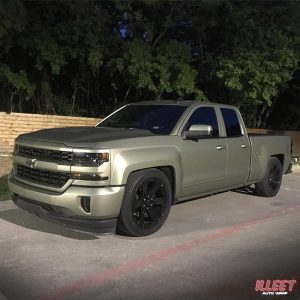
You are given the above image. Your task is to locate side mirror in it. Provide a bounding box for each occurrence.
[183,124,213,140]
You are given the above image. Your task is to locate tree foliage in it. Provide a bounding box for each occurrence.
[215,4,299,127]
[0,0,299,129]
[109,39,204,102]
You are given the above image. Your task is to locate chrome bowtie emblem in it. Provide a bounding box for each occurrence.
[26,158,37,168]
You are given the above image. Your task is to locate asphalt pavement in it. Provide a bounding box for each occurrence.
[0,171,300,300]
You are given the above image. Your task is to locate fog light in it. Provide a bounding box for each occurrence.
[81,196,91,213]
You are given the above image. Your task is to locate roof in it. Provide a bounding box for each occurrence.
[127,100,236,109]
[127,100,195,106]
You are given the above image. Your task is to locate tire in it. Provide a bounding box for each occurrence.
[117,168,172,237]
[255,157,283,197]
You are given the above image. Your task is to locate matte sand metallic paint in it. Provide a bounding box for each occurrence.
[8,101,292,231]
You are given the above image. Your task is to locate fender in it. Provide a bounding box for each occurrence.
[110,147,183,198]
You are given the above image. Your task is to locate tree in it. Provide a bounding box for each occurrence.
[108,39,205,103]
[0,1,34,112]
[216,39,298,127]
[214,2,299,127]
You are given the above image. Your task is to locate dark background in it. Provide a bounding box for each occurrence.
[0,0,299,130]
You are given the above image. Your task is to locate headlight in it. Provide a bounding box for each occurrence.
[72,152,109,167]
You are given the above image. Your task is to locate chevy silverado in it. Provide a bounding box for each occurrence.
[8,101,292,236]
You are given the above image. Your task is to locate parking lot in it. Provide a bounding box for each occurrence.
[0,171,300,300]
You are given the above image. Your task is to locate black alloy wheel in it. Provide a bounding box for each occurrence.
[117,168,172,236]
[268,164,282,191]
[132,177,168,228]
[255,157,283,197]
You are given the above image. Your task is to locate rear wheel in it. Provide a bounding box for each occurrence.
[117,168,172,237]
[255,157,283,197]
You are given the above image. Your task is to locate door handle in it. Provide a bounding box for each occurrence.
[216,145,225,150]
[241,144,249,148]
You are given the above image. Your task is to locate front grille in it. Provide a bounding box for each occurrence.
[17,145,73,164]
[17,164,70,188]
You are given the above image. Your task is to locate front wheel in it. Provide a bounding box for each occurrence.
[117,168,172,237]
[255,157,283,197]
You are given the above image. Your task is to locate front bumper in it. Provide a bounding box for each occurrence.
[8,173,125,233]
[12,195,117,234]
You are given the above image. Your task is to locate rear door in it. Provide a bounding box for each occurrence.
[220,107,251,186]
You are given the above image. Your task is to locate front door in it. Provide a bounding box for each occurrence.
[180,107,227,198]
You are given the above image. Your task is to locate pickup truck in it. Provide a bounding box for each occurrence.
[8,101,292,236]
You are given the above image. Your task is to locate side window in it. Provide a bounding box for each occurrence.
[220,108,242,137]
[184,107,219,137]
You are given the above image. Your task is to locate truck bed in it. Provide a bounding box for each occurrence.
[247,134,291,184]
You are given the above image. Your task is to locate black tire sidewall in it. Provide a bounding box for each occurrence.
[118,169,172,236]
[255,158,283,197]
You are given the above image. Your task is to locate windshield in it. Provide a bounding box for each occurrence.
[98,104,187,135]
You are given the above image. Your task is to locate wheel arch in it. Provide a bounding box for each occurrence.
[271,154,284,168]
[255,156,283,197]
[154,166,176,204]
[126,166,177,204]
[117,166,173,236]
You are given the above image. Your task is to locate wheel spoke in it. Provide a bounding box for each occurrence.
[142,182,148,197]
[152,197,165,206]
[147,208,157,221]
[133,197,141,210]
[138,208,145,225]
[131,175,170,230]
[149,179,161,196]
[269,166,281,190]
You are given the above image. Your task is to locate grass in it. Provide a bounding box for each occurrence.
[0,176,10,201]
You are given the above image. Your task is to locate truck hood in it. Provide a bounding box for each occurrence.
[17,126,154,148]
